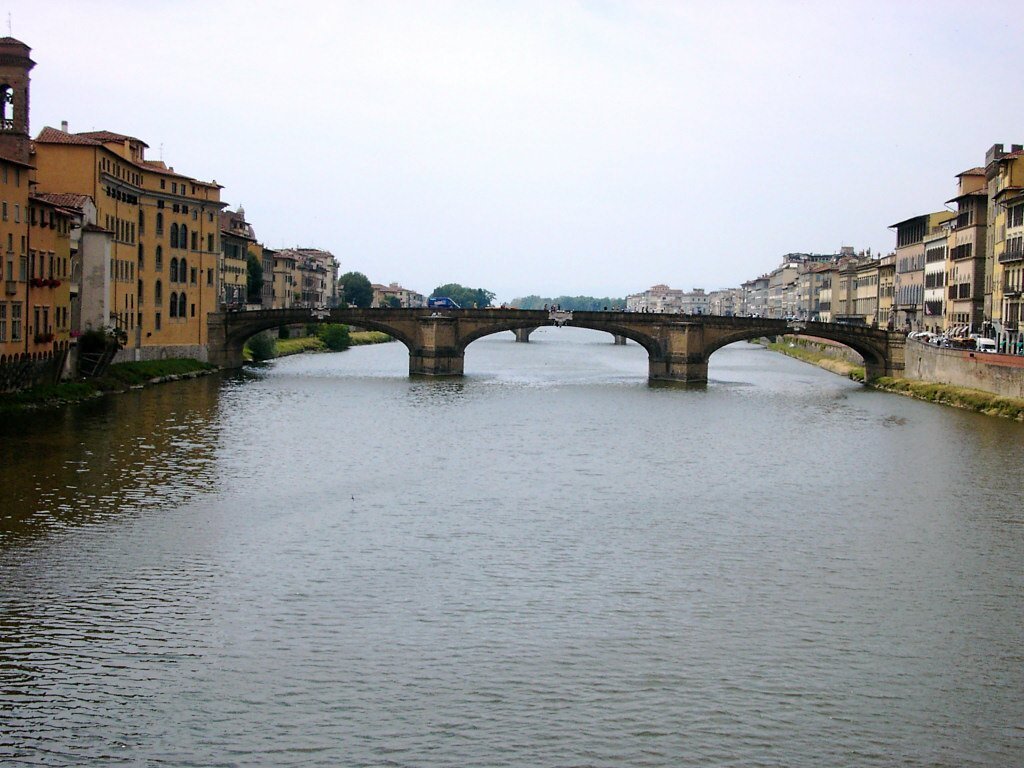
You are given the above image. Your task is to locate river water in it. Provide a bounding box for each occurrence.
[1,329,1022,767]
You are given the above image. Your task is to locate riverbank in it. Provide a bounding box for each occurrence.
[264,330,394,359]
[1,331,398,411]
[766,338,1024,421]
[0,358,218,412]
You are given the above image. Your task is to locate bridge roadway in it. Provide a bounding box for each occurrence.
[207,307,906,384]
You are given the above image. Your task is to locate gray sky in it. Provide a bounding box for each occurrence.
[13,1,1024,302]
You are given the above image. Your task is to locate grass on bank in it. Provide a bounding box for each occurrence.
[245,326,394,362]
[766,337,1024,420]
[765,340,865,381]
[870,377,1024,420]
[0,358,216,411]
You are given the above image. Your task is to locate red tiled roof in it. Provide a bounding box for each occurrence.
[956,167,986,177]
[30,192,92,210]
[76,130,149,148]
[35,126,102,145]
[35,128,222,189]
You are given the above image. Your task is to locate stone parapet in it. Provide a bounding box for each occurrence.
[903,338,1024,399]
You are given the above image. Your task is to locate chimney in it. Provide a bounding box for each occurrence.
[61,120,68,133]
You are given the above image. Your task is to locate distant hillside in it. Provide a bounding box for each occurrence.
[510,295,626,311]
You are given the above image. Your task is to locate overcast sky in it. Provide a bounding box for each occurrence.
[12,1,1024,301]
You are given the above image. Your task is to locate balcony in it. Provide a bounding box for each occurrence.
[1004,280,1022,297]
[998,247,1024,264]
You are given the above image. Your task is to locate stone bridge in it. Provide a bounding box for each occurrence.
[207,307,905,383]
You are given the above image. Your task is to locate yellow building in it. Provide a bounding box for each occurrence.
[271,249,298,308]
[0,154,31,362]
[28,194,74,348]
[986,144,1024,351]
[854,258,881,326]
[943,167,988,334]
[32,124,225,361]
[372,282,425,308]
[877,253,896,329]
[890,211,955,331]
[0,37,38,363]
[220,207,255,309]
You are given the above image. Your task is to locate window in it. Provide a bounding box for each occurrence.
[155,245,163,271]
[138,243,144,269]
[191,231,198,251]
[0,85,13,129]
[170,291,178,317]
[178,293,186,318]
[170,257,179,282]
[2,201,6,221]
[190,266,196,284]
[11,301,21,341]
[0,302,6,341]
[155,280,162,306]
[207,233,214,252]
[181,258,188,282]
[156,212,164,234]
[138,279,144,306]
[180,225,188,249]
[170,222,178,248]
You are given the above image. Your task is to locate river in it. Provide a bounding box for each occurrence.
[1,329,1022,767]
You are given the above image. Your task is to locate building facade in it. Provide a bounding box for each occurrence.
[33,124,225,361]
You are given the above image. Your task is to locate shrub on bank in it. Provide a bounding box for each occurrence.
[247,332,277,361]
[316,324,351,351]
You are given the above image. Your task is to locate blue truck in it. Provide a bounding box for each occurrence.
[427,296,461,309]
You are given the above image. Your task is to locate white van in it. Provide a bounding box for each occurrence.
[974,337,997,353]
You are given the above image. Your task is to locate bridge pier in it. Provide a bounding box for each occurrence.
[513,327,537,343]
[647,322,709,383]
[864,334,905,381]
[613,334,627,346]
[206,313,245,368]
[410,315,464,376]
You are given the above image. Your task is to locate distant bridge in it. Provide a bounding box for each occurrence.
[207,307,906,383]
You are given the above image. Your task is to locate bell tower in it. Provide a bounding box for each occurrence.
[0,37,34,165]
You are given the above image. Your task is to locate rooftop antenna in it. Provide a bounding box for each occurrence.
[7,13,12,35]
[159,142,164,161]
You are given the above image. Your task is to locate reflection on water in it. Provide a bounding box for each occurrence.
[1,330,1022,767]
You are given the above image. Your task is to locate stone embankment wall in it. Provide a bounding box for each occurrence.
[903,338,1024,399]
[112,344,209,365]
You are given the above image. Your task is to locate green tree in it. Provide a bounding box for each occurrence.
[317,323,351,351]
[509,295,626,311]
[246,253,263,304]
[432,283,495,309]
[247,331,276,361]
[384,295,403,309]
[339,271,373,308]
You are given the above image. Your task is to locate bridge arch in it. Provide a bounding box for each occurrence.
[703,328,884,368]
[455,319,662,359]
